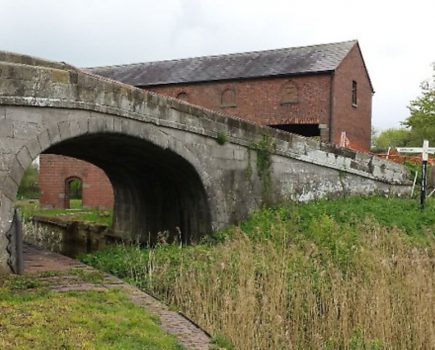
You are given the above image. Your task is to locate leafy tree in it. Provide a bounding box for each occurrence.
[17,163,40,199]
[372,128,412,152]
[402,63,435,145]
[69,179,82,199]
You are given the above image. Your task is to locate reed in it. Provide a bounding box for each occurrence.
[82,198,435,349]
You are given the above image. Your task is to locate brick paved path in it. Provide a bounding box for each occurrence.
[23,243,212,350]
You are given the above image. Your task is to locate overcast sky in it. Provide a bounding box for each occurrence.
[0,0,434,131]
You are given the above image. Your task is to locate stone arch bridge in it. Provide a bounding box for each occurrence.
[0,52,410,273]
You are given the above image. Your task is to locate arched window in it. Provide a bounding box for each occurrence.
[221,88,236,107]
[176,91,189,101]
[281,81,298,104]
[65,177,82,209]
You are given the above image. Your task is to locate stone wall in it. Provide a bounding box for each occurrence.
[24,217,111,258]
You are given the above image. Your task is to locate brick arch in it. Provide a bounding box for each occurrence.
[176,91,189,101]
[280,80,298,104]
[221,88,236,107]
[5,115,215,246]
[64,176,83,209]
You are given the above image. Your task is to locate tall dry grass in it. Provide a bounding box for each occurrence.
[163,223,434,349]
[82,202,435,349]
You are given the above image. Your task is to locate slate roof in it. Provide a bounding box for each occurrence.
[87,40,358,87]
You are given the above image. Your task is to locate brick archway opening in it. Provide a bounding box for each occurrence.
[43,132,212,245]
[64,176,83,209]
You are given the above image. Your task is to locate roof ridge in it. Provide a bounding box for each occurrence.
[86,39,357,71]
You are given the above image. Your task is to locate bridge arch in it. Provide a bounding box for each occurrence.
[7,114,214,245]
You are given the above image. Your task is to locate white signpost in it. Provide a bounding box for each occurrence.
[397,140,435,209]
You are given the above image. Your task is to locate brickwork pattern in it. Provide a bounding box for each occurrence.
[332,45,373,151]
[146,74,331,127]
[39,154,114,209]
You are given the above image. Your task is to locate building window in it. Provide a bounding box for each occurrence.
[176,91,188,101]
[221,88,236,107]
[352,81,358,107]
[281,81,298,104]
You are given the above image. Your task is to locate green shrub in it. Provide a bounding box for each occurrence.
[17,164,40,199]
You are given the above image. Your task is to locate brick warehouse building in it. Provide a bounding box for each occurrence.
[39,40,374,209]
[40,155,114,209]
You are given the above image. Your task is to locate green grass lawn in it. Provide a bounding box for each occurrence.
[15,199,113,226]
[0,275,184,350]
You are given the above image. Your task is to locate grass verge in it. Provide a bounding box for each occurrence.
[15,199,113,226]
[0,274,184,350]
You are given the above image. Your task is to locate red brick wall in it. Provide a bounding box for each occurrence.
[332,44,373,151]
[39,154,114,209]
[145,74,331,127]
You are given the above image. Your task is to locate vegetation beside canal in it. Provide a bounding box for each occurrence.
[15,199,113,226]
[82,196,435,349]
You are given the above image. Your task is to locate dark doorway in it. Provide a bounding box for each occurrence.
[270,124,320,137]
[65,177,83,209]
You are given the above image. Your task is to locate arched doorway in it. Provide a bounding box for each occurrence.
[64,177,83,209]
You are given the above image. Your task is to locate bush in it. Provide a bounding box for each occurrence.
[17,164,40,199]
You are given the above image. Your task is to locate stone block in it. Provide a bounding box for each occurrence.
[26,137,42,159]
[211,145,236,160]
[123,120,143,138]
[0,137,26,154]
[0,170,7,185]
[37,130,51,151]
[77,118,90,135]
[9,158,25,185]
[58,120,72,139]
[68,120,82,138]
[41,108,71,125]
[6,106,43,124]
[12,121,42,140]
[0,194,13,232]
[113,118,123,133]
[16,147,32,170]
[47,124,61,145]
[0,154,12,171]
[0,119,13,137]
[51,69,70,84]
[88,116,112,133]
[233,148,246,161]
[2,175,18,201]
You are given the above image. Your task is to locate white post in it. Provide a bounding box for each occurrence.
[396,140,435,209]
